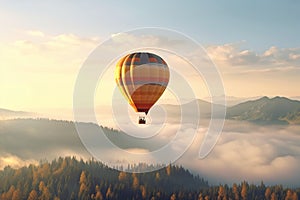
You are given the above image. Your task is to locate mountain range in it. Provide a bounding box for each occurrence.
[163,96,300,125]
[226,96,300,124]
[1,96,300,125]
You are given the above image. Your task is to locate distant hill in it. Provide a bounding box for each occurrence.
[161,96,300,125]
[226,96,300,125]
[0,108,34,120]
[161,99,225,123]
[0,118,170,168]
[2,96,300,125]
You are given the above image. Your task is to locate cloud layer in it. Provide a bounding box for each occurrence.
[1,119,300,187]
[177,120,300,186]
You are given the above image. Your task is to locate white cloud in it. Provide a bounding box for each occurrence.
[0,31,101,74]
[206,43,300,69]
[176,121,300,186]
[204,43,300,97]
[0,154,38,169]
[1,119,300,186]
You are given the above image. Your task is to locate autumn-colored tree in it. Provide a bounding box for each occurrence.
[38,181,45,193]
[4,185,16,200]
[78,171,89,200]
[265,187,271,200]
[270,192,278,200]
[38,181,51,200]
[132,174,139,190]
[170,193,176,200]
[140,185,147,199]
[285,190,293,200]
[38,163,50,179]
[53,157,67,175]
[204,195,209,200]
[94,191,103,200]
[241,182,247,200]
[92,185,103,200]
[166,165,171,176]
[27,190,38,200]
[105,186,113,199]
[218,185,226,200]
[118,171,127,181]
[291,192,298,200]
[40,187,51,200]
[232,183,239,200]
[285,190,298,200]
[12,189,22,200]
[155,172,160,181]
[198,193,203,200]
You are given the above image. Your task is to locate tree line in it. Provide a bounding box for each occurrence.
[0,157,298,200]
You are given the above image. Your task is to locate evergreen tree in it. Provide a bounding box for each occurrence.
[27,190,38,200]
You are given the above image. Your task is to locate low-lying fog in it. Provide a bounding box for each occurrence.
[0,118,299,187]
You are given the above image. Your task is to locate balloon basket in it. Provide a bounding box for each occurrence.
[138,116,146,124]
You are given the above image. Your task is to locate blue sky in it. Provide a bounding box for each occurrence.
[1,0,300,50]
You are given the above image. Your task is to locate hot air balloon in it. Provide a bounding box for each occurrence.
[115,52,170,124]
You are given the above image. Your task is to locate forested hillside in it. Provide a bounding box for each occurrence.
[0,157,298,200]
[226,96,300,124]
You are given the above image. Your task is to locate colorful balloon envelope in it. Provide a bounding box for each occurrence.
[115,52,170,119]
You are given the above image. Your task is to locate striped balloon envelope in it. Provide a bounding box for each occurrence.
[115,52,170,121]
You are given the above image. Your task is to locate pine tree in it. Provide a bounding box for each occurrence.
[271,192,278,200]
[241,182,247,200]
[291,192,298,200]
[218,185,226,200]
[78,171,89,200]
[166,165,171,176]
[140,185,147,199]
[170,193,176,200]
[132,174,139,190]
[118,171,127,182]
[105,186,113,199]
[27,190,38,200]
[11,189,22,200]
[38,181,51,200]
[285,190,299,200]
[93,185,103,200]
[265,187,271,200]
[155,172,160,181]
[5,185,16,200]
[198,193,203,200]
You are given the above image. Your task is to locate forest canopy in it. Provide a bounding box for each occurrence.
[0,157,298,200]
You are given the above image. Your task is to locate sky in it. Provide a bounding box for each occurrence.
[1,1,300,113]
